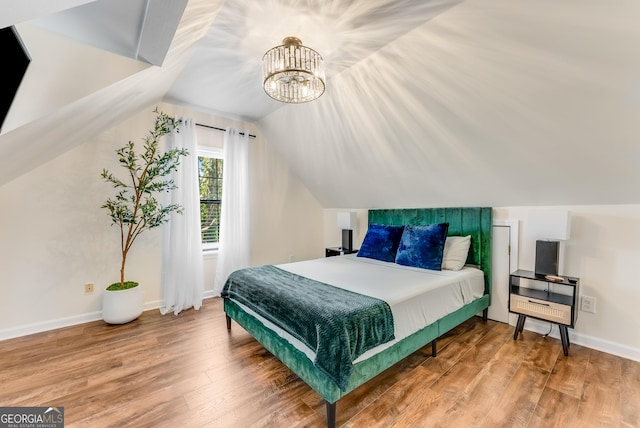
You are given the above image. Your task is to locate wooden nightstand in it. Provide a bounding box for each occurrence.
[325,247,358,257]
[509,269,579,356]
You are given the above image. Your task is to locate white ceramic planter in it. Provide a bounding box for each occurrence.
[102,285,143,324]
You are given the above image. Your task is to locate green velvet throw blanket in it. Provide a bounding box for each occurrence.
[221,265,395,391]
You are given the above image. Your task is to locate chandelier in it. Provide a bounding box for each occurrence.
[262,37,325,103]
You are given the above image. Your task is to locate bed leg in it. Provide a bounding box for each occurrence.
[482,308,488,322]
[431,339,437,357]
[325,401,336,428]
[226,315,231,331]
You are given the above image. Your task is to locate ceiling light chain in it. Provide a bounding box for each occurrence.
[262,37,325,103]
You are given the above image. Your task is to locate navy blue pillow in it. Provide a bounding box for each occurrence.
[356,224,405,262]
[395,223,450,270]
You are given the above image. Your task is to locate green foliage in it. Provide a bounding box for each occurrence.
[101,108,188,289]
[198,156,223,243]
[106,281,139,291]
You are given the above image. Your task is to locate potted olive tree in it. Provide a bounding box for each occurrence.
[100,109,188,324]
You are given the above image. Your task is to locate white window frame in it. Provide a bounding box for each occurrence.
[198,145,224,253]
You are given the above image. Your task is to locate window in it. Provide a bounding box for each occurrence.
[198,146,223,251]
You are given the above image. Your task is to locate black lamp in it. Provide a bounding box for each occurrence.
[337,212,357,252]
[530,210,571,276]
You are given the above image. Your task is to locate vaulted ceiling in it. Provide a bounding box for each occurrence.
[1,0,639,208]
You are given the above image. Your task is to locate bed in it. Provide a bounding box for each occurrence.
[222,207,492,427]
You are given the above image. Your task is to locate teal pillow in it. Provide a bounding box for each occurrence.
[395,223,449,270]
[357,224,405,262]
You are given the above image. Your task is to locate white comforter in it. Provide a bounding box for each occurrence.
[240,254,485,364]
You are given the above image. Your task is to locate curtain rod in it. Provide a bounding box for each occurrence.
[195,122,256,139]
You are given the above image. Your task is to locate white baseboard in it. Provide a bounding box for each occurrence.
[0,294,219,342]
[0,311,103,341]
[514,317,640,363]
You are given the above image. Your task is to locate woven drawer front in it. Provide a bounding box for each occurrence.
[510,294,571,325]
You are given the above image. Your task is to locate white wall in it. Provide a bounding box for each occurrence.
[494,205,640,361]
[0,104,324,338]
[322,209,369,251]
[0,112,146,335]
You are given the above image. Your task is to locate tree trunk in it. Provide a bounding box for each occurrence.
[120,250,127,287]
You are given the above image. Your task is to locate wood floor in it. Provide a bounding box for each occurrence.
[1,297,638,428]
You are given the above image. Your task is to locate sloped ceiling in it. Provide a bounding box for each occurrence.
[0,0,95,29]
[1,0,639,209]
[164,0,462,120]
[0,0,223,185]
[258,0,640,208]
[30,0,187,66]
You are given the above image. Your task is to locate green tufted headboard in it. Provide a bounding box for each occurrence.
[368,207,493,300]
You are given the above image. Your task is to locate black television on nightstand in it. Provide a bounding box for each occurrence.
[1,25,31,133]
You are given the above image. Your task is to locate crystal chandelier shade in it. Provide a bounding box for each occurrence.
[262,37,325,103]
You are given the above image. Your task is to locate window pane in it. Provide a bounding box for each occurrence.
[199,156,223,244]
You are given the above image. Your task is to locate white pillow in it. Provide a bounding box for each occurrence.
[442,235,471,271]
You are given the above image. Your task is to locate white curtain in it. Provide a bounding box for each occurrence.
[213,128,250,295]
[161,118,204,315]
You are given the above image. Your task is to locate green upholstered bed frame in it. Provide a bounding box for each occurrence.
[223,207,493,427]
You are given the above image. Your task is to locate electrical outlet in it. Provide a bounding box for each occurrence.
[84,283,94,294]
[580,295,596,313]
